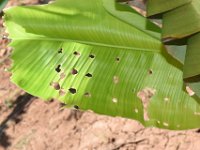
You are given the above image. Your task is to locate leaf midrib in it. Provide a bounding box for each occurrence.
[12,37,162,53]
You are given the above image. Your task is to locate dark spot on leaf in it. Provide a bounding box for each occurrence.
[89,54,95,59]
[84,92,91,98]
[148,69,153,75]
[69,88,77,94]
[55,65,61,73]
[51,82,60,90]
[74,51,80,56]
[58,48,63,53]
[116,57,120,62]
[74,105,79,110]
[85,73,93,78]
[71,68,78,75]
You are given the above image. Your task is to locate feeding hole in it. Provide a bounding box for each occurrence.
[113,76,119,84]
[69,88,77,94]
[194,112,200,116]
[89,54,95,59]
[112,98,118,103]
[134,108,139,113]
[74,105,79,110]
[164,97,169,102]
[163,122,169,127]
[84,92,91,98]
[116,57,120,62]
[71,68,78,75]
[186,86,195,96]
[50,82,60,90]
[148,69,153,75]
[60,72,66,80]
[58,48,63,53]
[85,73,93,78]
[137,87,156,121]
[59,89,66,96]
[73,51,80,56]
[55,65,61,73]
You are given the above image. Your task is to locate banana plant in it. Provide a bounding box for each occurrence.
[0,0,8,12]
[147,0,200,97]
[4,0,200,130]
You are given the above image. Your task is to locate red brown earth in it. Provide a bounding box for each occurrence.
[0,1,200,150]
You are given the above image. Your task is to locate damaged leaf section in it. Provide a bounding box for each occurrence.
[137,87,156,121]
[5,0,200,130]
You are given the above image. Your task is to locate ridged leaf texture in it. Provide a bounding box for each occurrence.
[4,0,200,130]
[147,0,200,96]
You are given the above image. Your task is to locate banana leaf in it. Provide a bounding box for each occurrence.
[162,0,200,40]
[147,0,191,17]
[4,0,200,130]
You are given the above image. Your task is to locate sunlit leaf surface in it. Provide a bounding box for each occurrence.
[4,0,200,130]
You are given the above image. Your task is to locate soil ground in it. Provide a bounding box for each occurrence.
[0,1,200,150]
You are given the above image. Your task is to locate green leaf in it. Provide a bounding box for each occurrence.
[165,45,186,64]
[4,0,200,130]
[0,0,8,11]
[162,0,200,39]
[147,0,191,16]
[184,33,200,79]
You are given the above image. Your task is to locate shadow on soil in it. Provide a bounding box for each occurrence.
[0,94,33,148]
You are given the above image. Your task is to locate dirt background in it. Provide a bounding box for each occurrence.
[0,0,200,150]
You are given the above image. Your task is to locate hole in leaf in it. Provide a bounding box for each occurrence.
[84,92,91,98]
[163,122,169,127]
[59,89,66,96]
[113,76,119,84]
[186,86,195,96]
[194,112,200,116]
[71,68,78,75]
[148,69,153,75]
[157,121,161,124]
[69,88,77,94]
[89,54,95,59]
[116,57,120,62]
[137,87,156,121]
[60,72,66,80]
[58,48,63,53]
[50,82,60,90]
[164,97,169,102]
[55,65,61,73]
[74,51,80,56]
[112,98,118,103]
[85,73,93,78]
[134,108,139,113]
[74,105,79,110]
